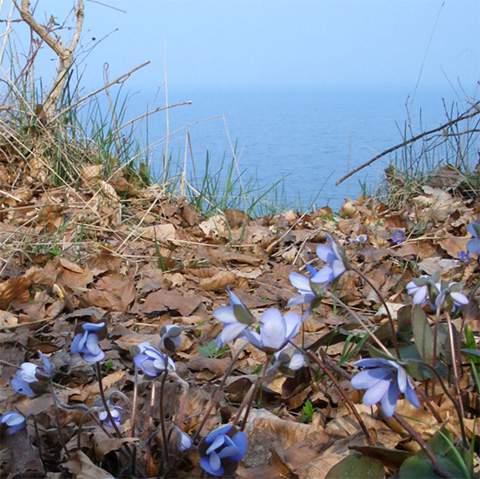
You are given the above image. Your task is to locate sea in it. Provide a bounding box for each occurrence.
[126,85,475,211]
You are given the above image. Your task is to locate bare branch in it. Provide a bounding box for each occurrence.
[15,0,85,116]
[336,100,480,186]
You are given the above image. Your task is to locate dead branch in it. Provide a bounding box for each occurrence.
[336,99,480,186]
[15,0,84,117]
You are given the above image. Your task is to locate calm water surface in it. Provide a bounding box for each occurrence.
[132,86,468,210]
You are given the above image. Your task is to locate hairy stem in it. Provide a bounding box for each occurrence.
[393,413,451,478]
[159,369,170,470]
[351,266,400,357]
[192,346,245,444]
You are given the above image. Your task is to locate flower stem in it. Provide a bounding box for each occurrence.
[393,413,451,478]
[239,355,270,431]
[130,366,139,476]
[351,266,400,357]
[444,312,467,448]
[95,362,123,439]
[159,369,170,470]
[303,349,374,446]
[49,381,70,458]
[192,346,245,444]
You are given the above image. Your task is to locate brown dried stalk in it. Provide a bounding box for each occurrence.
[15,0,84,117]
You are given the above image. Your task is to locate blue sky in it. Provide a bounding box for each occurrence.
[5,0,480,93]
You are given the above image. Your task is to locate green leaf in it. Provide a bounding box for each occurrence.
[350,446,412,469]
[326,454,385,479]
[400,429,471,479]
[412,306,435,363]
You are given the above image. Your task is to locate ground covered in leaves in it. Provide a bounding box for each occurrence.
[0,157,479,478]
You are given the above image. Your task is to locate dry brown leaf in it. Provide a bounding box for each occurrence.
[83,273,135,312]
[0,275,31,309]
[138,289,203,316]
[69,370,125,402]
[199,271,237,291]
[64,451,115,479]
[140,223,176,241]
[0,310,17,328]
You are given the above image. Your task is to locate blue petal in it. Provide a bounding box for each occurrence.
[381,381,400,417]
[311,266,333,285]
[70,332,84,354]
[218,322,247,345]
[204,424,232,444]
[362,379,390,406]
[11,377,35,397]
[259,308,286,350]
[405,380,420,408]
[354,358,394,369]
[351,368,390,390]
[230,430,248,461]
[316,244,334,262]
[206,434,226,455]
[213,306,236,324]
[200,454,223,477]
[82,322,105,332]
[289,272,312,293]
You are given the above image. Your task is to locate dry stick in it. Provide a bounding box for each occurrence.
[393,413,451,478]
[191,347,245,444]
[303,349,374,446]
[16,0,84,115]
[350,266,400,357]
[336,100,480,186]
[51,60,151,122]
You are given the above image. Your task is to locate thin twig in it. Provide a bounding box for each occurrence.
[336,100,480,185]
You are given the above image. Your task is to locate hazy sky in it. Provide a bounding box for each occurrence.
[3,0,480,93]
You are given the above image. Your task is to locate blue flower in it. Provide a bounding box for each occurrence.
[467,221,480,256]
[199,424,248,477]
[272,346,305,374]
[160,324,182,353]
[434,281,469,311]
[288,264,319,306]
[458,250,470,263]
[71,322,106,363]
[133,342,175,378]
[99,402,123,428]
[172,426,193,452]
[352,234,368,244]
[11,352,54,397]
[313,235,347,287]
[213,290,254,346]
[0,411,26,435]
[391,229,406,245]
[351,358,420,417]
[243,308,303,353]
[406,275,432,305]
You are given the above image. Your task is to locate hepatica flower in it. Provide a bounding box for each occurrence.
[99,402,123,428]
[272,346,305,375]
[172,425,193,452]
[243,308,303,354]
[11,352,54,397]
[133,342,175,378]
[213,289,254,346]
[467,221,480,256]
[391,229,406,245]
[352,358,420,417]
[406,275,436,305]
[71,322,106,363]
[160,324,182,353]
[435,281,469,311]
[199,424,248,477]
[288,264,319,306]
[458,250,470,263]
[314,235,347,287]
[0,411,26,435]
